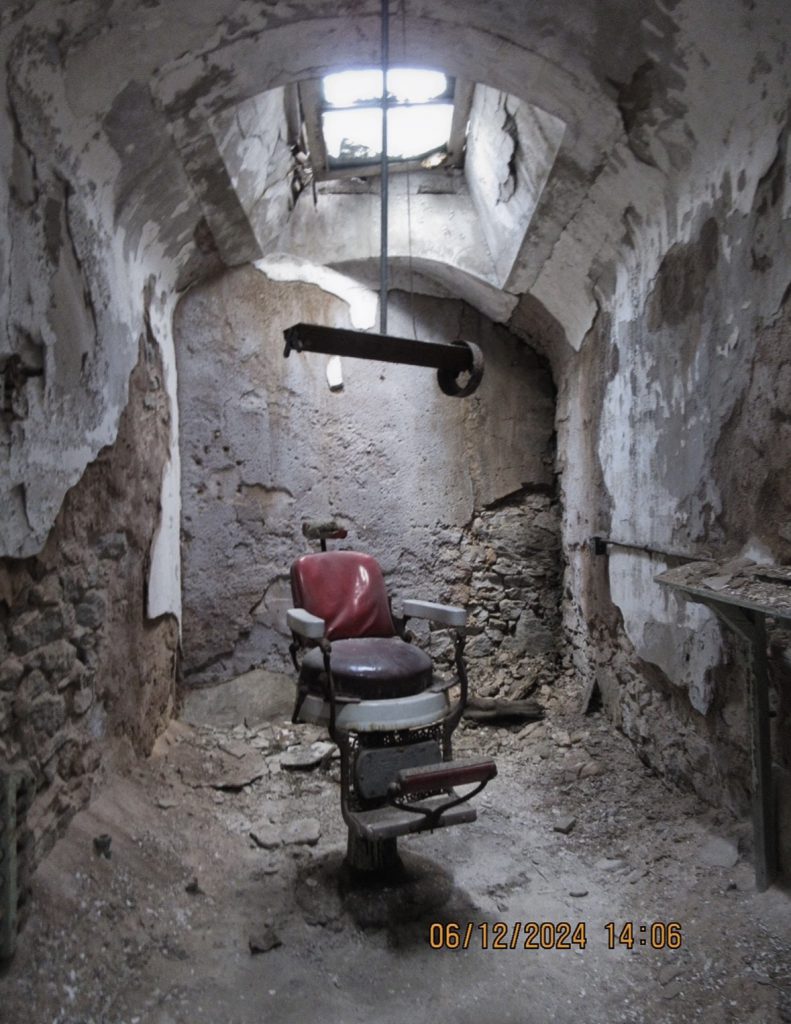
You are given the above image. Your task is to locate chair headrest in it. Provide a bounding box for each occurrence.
[290,551,395,641]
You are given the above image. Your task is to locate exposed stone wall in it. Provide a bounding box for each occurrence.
[176,265,559,689]
[424,495,563,698]
[0,335,178,872]
[546,113,791,821]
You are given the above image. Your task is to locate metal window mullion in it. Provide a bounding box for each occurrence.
[322,97,453,112]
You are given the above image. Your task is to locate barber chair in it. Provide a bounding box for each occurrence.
[286,541,497,872]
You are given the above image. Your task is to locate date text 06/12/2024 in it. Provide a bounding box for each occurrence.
[428,922,683,951]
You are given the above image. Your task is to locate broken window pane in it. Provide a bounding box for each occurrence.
[323,104,454,166]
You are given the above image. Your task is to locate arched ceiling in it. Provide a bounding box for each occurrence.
[4,0,671,343]
[5,0,788,334]
[2,0,789,561]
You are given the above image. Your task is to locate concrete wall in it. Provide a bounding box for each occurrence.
[176,265,559,688]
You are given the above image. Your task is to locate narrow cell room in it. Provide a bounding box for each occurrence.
[1,2,790,1022]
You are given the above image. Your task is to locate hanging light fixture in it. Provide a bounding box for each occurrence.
[283,0,484,398]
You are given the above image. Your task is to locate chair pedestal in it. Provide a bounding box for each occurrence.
[346,831,400,873]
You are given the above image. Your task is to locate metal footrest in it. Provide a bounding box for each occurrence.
[348,795,478,841]
[393,757,497,798]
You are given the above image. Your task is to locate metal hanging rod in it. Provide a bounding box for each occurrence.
[281,0,485,399]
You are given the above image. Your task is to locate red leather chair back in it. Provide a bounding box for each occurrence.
[290,551,396,641]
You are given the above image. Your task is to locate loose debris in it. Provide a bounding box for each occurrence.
[1,669,789,1024]
[463,696,543,723]
[552,815,577,835]
[248,927,282,955]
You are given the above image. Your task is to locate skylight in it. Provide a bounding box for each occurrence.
[299,67,469,179]
[323,69,449,106]
[322,105,454,165]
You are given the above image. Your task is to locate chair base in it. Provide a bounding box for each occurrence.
[345,832,401,873]
[296,688,451,732]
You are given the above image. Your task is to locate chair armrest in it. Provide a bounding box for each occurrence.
[287,608,326,639]
[402,599,466,628]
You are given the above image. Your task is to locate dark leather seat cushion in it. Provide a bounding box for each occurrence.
[299,637,433,700]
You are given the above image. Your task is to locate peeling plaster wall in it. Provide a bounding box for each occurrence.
[465,85,565,288]
[0,8,190,626]
[0,338,178,878]
[176,266,558,689]
[543,3,791,815]
[0,1,202,885]
[210,87,296,254]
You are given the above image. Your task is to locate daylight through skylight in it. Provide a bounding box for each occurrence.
[322,106,454,163]
[323,68,449,106]
[319,68,455,169]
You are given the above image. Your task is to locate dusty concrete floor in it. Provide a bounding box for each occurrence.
[2,669,790,1024]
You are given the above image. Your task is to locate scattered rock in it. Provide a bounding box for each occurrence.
[249,927,282,954]
[185,877,204,895]
[313,741,337,762]
[10,608,65,654]
[283,818,321,847]
[156,797,178,809]
[661,980,683,1000]
[250,824,281,850]
[281,745,330,770]
[553,815,577,835]
[699,835,739,868]
[659,964,683,986]
[176,742,266,791]
[595,857,628,872]
[217,740,251,760]
[568,887,588,898]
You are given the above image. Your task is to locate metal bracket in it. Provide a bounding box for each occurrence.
[283,324,484,398]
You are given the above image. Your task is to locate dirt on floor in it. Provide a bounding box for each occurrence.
[1,669,790,1024]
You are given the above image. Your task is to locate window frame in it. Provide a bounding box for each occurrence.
[299,71,473,182]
